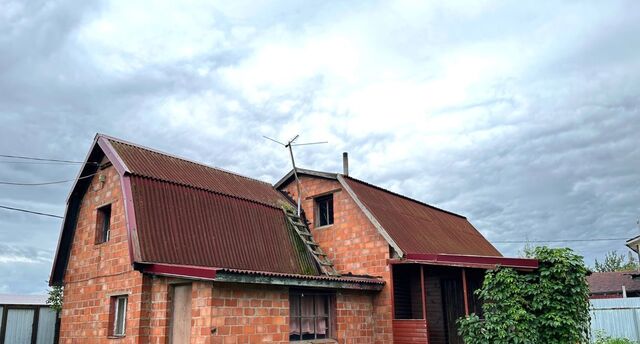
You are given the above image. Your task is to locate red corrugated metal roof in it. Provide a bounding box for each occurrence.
[103,136,321,275]
[587,271,640,295]
[342,176,501,257]
[129,175,319,275]
[108,138,285,206]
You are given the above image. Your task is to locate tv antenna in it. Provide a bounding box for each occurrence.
[264,135,328,215]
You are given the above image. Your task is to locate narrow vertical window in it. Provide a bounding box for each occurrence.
[315,194,334,227]
[109,295,127,337]
[96,204,112,244]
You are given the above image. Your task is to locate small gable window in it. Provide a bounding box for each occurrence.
[96,204,112,244]
[315,194,334,227]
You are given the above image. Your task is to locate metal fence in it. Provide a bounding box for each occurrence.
[590,297,640,342]
[0,305,58,344]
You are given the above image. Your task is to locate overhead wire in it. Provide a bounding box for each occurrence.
[0,154,93,164]
[0,205,63,219]
[0,173,98,186]
[493,238,630,244]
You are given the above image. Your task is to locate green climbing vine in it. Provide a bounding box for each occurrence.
[458,247,591,344]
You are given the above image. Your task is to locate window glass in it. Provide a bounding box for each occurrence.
[289,292,332,341]
[96,204,112,244]
[315,195,334,226]
[112,295,127,336]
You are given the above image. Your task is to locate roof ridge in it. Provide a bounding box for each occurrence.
[98,133,275,187]
[130,174,284,210]
[276,167,467,219]
[342,175,467,219]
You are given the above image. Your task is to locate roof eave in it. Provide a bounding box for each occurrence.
[138,263,384,291]
[396,253,539,271]
[626,235,640,253]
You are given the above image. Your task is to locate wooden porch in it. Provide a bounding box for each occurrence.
[391,264,485,344]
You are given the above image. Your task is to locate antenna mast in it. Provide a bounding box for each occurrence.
[264,135,327,215]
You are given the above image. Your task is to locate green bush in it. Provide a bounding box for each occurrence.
[593,330,637,344]
[458,247,590,344]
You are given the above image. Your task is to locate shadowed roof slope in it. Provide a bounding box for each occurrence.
[342,176,501,256]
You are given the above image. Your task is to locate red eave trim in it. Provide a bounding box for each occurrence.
[401,253,539,270]
[142,263,218,280]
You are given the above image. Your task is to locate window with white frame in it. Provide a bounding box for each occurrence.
[110,295,127,337]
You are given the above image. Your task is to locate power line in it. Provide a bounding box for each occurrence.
[0,154,96,165]
[0,160,82,165]
[0,205,63,219]
[494,238,629,244]
[0,173,98,186]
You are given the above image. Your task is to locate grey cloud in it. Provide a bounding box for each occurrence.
[1,0,639,294]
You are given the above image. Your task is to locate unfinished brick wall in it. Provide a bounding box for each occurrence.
[336,291,375,343]
[209,283,289,344]
[281,176,393,343]
[60,165,150,344]
[60,165,391,344]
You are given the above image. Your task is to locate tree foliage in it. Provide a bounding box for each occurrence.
[594,250,639,272]
[46,285,63,313]
[458,247,591,344]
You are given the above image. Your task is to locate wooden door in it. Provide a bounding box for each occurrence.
[170,284,192,344]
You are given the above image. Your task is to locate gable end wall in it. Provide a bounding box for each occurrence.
[280,176,393,343]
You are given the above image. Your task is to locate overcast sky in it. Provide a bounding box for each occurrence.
[1,0,639,295]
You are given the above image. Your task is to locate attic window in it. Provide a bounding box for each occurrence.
[315,194,334,227]
[96,204,112,244]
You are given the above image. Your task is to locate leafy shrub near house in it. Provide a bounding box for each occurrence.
[458,247,590,344]
[593,330,638,344]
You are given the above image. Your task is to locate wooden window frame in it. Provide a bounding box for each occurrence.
[314,194,334,228]
[108,295,127,338]
[95,204,112,244]
[289,290,335,341]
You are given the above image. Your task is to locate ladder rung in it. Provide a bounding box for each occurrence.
[319,261,333,266]
[297,231,312,236]
[303,240,318,246]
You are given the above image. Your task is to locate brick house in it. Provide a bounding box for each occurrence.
[50,134,537,344]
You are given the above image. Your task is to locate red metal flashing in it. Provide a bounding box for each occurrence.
[401,253,538,270]
[97,136,130,175]
[121,175,140,264]
[97,136,139,265]
[142,263,218,280]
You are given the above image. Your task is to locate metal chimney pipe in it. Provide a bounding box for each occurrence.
[342,152,349,176]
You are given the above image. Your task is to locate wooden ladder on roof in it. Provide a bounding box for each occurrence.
[283,208,340,277]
